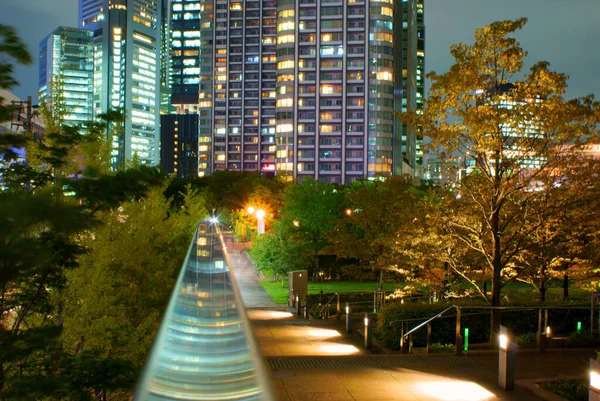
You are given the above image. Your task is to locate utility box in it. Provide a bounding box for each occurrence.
[288,270,308,307]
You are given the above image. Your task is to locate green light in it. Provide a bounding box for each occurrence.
[464,328,469,351]
[577,321,582,333]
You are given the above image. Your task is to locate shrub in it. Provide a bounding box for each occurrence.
[431,343,455,354]
[539,378,587,401]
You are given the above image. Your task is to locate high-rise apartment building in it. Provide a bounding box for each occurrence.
[197,0,421,183]
[38,27,95,127]
[79,0,164,169]
[197,0,277,177]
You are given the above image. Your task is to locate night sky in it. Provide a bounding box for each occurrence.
[1,0,599,101]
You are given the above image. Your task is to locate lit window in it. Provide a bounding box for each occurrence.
[380,6,393,17]
[277,60,295,69]
[276,98,294,108]
[277,34,295,44]
[376,71,393,81]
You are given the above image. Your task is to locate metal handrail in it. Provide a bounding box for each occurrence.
[401,306,458,339]
[134,220,275,401]
[391,303,595,339]
[318,293,338,314]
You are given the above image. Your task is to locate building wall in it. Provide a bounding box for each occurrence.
[197,0,278,177]
[38,27,95,127]
[197,0,420,183]
[170,0,201,112]
[160,113,199,178]
[79,0,163,169]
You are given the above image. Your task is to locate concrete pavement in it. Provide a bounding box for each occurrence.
[247,311,544,401]
[225,235,278,308]
[228,237,575,400]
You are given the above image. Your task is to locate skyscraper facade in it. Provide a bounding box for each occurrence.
[197,0,277,177]
[414,0,425,177]
[197,0,421,183]
[160,113,199,178]
[170,0,202,114]
[38,27,95,127]
[79,0,164,169]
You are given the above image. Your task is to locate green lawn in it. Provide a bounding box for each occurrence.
[259,280,397,304]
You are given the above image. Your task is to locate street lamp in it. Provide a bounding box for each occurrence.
[255,209,265,235]
[246,206,265,235]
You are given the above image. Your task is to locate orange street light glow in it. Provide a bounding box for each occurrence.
[417,381,495,401]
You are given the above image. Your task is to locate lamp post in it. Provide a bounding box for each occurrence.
[247,206,266,235]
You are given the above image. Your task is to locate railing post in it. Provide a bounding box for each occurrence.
[408,334,413,354]
[536,309,547,353]
[400,322,408,354]
[364,313,373,350]
[455,307,463,356]
[592,294,596,337]
[373,291,377,313]
[427,322,432,354]
[345,303,353,334]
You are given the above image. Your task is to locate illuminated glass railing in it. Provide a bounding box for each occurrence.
[134,220,274,401]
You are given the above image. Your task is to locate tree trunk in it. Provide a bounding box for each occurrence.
[490,208,502,343]
[12,275,47,333]
[539,265,547,302]
[563,274,569,300]
[378,269,383,290]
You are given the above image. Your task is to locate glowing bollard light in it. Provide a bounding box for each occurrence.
[464,328,469,351]
[296,295,301,316]
[498,325,515,391]
[345,303,353,334]
[590,359,600,401]
[578,321,582,334]
[364,314,373,350]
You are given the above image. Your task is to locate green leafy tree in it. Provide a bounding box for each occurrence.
[279,178,345,275]
[61,186,206,374]
[328,177,420,288]
[402,18,600,335]
[0,24,32,123]
[250,232,311,279]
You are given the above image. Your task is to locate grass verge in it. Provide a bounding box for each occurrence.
[259,280,396,305]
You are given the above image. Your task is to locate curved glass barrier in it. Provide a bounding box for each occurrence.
[134,220,274,401]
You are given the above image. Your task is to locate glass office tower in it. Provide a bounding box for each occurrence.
[79,0,164,169]
[39,27,95,127]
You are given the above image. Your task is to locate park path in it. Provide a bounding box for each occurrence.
[248,312,544,401]
[224,234,278,308]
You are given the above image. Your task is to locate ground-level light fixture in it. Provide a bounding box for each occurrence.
[590,359,600,400]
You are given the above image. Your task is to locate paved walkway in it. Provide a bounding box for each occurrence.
[225,235,278,308]
[248,313,544,401]
[229,237,586,400]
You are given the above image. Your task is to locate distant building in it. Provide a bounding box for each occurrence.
[79,0,165,169]
[195,0,422,182]
[169,0,201,115]
[423,154,472,189]
[0,89,45,138]
[414,0,425,178]
[160,114,199,179]
[38,26,94,128]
